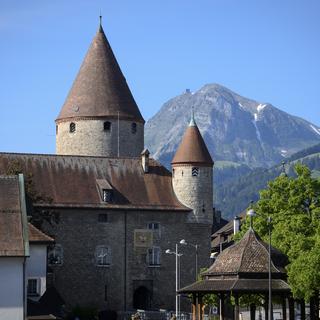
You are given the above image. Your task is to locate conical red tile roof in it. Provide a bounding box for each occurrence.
[56,25,144,123]
[171,119,213,166]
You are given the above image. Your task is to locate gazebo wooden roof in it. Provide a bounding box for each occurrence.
[178,228,293,320]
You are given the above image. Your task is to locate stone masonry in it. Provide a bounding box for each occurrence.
[172,166,213,224]
[42,208,212,312]
[56,119,144,157]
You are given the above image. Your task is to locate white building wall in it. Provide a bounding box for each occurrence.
[26,245,48,298]
[0,257,25,320]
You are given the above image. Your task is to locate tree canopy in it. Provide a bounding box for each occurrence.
[237,163,320,301]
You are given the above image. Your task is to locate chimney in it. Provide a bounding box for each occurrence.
[233,216,241,234]
[141,149,150,173]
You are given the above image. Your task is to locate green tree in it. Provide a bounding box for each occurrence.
[237,163,320,301]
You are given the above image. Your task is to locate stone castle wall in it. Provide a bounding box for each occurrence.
[172,166,213,224]
[56,119,144,157]
[43,208,212,312]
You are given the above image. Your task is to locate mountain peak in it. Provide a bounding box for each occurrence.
[145,83,320,168]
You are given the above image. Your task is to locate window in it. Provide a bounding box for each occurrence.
[27,278,39,296]
[131,122,137,134]
[98,213,108,223]
[56,125,58,135]
[147,222,161,238]
[95,246,112,266]
[148,222,160,230]
[102,189,113,203]
[104,121,111,131]
[192,167,199,177]
[69,122,76,133]
[48,244,63,265]
[147,246,161,266]
[172,168,175,177]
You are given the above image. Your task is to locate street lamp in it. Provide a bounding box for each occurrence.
[268,216,272,320]
[166,244,182,318]
[180,239,199,281]
[247,208,256,228]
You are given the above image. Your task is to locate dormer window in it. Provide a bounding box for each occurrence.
[192,167,199,177]
[131,122,137,134]
[102,189,113,203]
[104,121,111,131]
[69,122,76,133]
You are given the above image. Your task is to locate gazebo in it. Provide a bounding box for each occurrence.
[179,228,293,320]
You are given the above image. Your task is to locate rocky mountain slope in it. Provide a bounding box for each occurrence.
[145,84,320,169]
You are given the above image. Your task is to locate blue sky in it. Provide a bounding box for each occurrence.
[1,0,320,154]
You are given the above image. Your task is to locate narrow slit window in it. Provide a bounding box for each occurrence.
[104,121,111,131]
[69,122,76,133]
[131,122,137,134]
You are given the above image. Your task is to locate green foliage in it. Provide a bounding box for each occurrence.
[236,164,320,301]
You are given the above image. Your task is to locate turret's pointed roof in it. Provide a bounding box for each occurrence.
[56,24,144,123]
[171,115,213,166]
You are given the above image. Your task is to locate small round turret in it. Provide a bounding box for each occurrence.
[171,114,214,224]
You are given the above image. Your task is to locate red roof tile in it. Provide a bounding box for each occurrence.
[56,25,144,124]
[172,121,213,166]
[0,153,189,211]
[28,223,54,244]
[0,175,26,256]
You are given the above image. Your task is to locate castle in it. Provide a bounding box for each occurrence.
[0,22,214,312]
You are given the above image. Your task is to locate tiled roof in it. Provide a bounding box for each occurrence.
[179,278,290,294]
[206,228,288,276]
[172,120,213,166]
[0,153,189,211]
[56,25,144,124]
[0,175,28,256]
[28,223,54,244]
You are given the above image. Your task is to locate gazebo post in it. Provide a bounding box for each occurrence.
[219,293,225,320]
[300,299,305,320]
[250,303,256,320]
[192,293,197,320]
[199,294,203,320]
[281,296,287,320]
[234,294,240,320]
[288,297,294,320]
[264,294,269,320]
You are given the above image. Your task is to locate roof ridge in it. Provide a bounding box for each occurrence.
[253,230,282,273]
[238,228,252,270]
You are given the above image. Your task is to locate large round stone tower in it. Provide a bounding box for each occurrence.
[55,23,144,157]
[171,115,214,224]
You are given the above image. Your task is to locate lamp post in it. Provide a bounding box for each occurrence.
[166,244,182,318]
[268,216,272,320]
[180,239,199,281]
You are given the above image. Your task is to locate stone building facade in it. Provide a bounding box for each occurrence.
[0,21,214,313]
